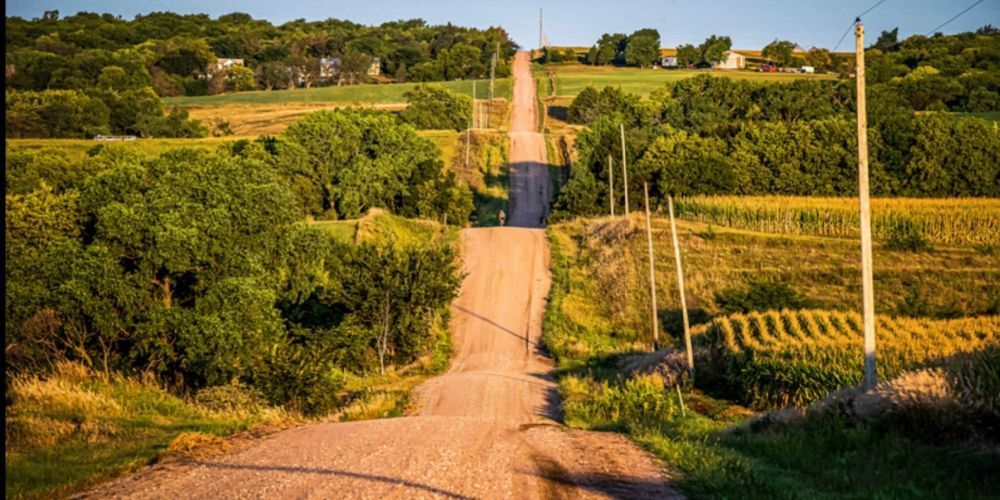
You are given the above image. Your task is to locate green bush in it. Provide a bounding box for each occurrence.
[566,86,642,125]
[399,84,471,131]
[5,90,109,138]
[713,278,808,314]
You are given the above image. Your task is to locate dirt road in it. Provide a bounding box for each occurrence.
[507,51,551,228]
[83,51,677,500]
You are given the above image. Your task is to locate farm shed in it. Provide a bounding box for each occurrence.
[711,51,746,69]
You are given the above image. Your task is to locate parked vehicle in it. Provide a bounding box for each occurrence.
[759,63,778,72]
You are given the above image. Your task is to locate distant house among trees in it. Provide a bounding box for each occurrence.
[208,58,245,77]
[368,57,382,76]
[320,57,341,80]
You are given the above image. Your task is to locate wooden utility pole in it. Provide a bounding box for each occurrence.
[620,123,629,216]
[643,183,659,351]
[539,8,544,50]
[608,154,615,217]
[855,21,877,390]
[668,194,694,376]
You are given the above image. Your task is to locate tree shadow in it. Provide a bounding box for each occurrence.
[472,162,509,227]
[527,454,678,499]
[187,460,472,499]
[547,105,568,123]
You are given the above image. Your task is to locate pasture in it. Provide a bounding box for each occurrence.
[165,78,512,107]
[535,62,835,99]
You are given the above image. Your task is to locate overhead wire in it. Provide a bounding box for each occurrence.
[833,0,890,52]
[925,0,987,36]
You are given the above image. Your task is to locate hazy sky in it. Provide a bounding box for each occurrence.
[6,0,999,50]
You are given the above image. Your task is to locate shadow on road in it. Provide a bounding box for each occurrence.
[188,461,472,499]
[454,304,537,347]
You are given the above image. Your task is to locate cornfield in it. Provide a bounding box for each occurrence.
[695,309,1000,408]
[673,196,1000,247]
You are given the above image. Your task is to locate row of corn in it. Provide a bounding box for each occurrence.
[673,196,1000,247]
[693,309,1000,408]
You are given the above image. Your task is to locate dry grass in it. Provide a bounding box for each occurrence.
[5,363,284,499]
[187,103,404,136]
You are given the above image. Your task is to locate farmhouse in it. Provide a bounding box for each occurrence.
[320,57,340,79]
[208,57,244,76]
[711,51,745,69]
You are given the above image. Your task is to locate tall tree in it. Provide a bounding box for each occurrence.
[762,39,796,67]
[625,29,661,68]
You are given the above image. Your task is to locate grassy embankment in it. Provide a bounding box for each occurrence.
[543,201,1000,497]
[5,364,288,499]
[6,210,460,499]
[164,78,513,136]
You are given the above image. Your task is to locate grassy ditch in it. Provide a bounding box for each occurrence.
[543,217,1000,498]
[5,364,290,499]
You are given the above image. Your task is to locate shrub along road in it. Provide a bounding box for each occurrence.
[80,51,676,499]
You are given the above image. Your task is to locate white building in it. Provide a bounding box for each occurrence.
[800,65,815,73]
[320,57,340,79]
[208,58,244,76]
[660,56,678,68]
[711,52,745,70]
[368,57,381,76]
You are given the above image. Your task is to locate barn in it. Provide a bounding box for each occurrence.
[711,51,745,70]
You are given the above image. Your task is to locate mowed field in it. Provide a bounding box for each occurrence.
[165,78,512,107]
[163,79,512,136]
[535,62,835,98]
[7,131,461,166]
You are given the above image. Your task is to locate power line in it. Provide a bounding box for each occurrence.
[925,0,986,36]
[833,0,890,52]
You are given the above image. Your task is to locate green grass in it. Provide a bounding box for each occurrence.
[538,62,835,99]
[5,365,277,499]
[312,209,460,250]
[5,138,238,162]
[954,111,1000,123]
[165,78,513,107]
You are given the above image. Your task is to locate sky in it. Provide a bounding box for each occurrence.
[6,0,999,50]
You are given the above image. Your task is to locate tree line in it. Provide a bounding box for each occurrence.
[552,74,1000,220]
[5,12,517,96]
[5,108,473,415]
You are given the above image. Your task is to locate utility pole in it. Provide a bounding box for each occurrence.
[855,20,877,390]
[620,123,629,216]
[539,8,543,50]
[668,194,693,376]
[608,154,615,217]
[489,45,497,128]
[643,183,659,351]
